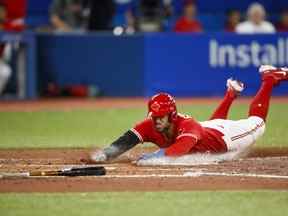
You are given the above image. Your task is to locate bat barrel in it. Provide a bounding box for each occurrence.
[61,166,106,176]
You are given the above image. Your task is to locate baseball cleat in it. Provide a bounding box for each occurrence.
[259,65,288,85]
[226,78,244,97]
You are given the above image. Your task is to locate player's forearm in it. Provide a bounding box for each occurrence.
[103,130,140,160]
[165,137,197,156]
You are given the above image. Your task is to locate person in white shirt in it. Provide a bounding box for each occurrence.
[236,2,275,34]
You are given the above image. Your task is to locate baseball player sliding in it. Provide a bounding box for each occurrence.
[90,65,288,163]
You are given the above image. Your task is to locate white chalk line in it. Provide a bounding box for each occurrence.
[2,172,286,180]
[32,172,288,179]
[1,171,287,180]
[2,164,288,179]
[0,158,63,161]
[0,164,117,171]
[183,171,288,179]
[99,172,288,179]
[102,174,191,178]
[0,164,204,172]
[1,164,288,179]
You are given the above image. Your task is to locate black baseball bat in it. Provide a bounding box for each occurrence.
[28,166,106,177]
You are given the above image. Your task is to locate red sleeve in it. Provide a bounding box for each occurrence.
[130,119,153,143]
[165,119,203,156]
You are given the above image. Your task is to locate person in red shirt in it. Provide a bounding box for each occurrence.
[0,0,26,31]
[0,0,26,94]
[224,9,241,32]
[173,0,202,33]
[275,10,288,32]
[90,65,288,163]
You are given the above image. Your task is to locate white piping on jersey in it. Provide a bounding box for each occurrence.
[130,128,144,143]
[231,120,265,141]
[176,133,198,141]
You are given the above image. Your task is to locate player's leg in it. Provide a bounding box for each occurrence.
[217,65,288,156]
[248,65,288,121]
[209,78,244,120]
[200,116,265,158]
[219,117,265,158]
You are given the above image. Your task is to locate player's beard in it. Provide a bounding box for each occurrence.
[155,122,170,133]
[153,115,170,132]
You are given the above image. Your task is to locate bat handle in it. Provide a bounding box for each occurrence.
[0,172,30,178]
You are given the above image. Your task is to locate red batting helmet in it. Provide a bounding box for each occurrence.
[148,93,177,121]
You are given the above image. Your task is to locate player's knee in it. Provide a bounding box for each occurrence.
[258,123,265,137]
[248,116,266,138]
[255,123,265,140]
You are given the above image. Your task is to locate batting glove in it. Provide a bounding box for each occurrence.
[138,149,165,160]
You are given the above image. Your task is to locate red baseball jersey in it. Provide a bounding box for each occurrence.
[131,114,227,156]
[0,0,26,57]
[0,0,27,31]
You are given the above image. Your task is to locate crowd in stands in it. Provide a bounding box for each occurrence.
[48,0,288,33]
[0,0,287,34]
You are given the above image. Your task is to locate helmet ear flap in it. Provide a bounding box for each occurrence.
[168,113,173,122]
[147,112,152,118]
[168,111,177,122]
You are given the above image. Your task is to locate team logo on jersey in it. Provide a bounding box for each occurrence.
[151,102,160,112]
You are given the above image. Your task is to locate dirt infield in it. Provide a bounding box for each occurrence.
[0,147,288,192]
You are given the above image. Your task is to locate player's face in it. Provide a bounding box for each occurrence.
[153,115,170,132]
[249,9,264,24]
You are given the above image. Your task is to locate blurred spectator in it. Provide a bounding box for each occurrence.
[236,2,275,34]
[88,0,115,31]
[50,0,90,32]
[275,10,288,32]
[113,0,137,33]
[173,0,202,33]
[0,3,5,30]
[0,3,10,94]
[0,0,26,95]
[224,9,241,32]
[138,0,164,32]
[124,9,136,33]
[0,0,26,31]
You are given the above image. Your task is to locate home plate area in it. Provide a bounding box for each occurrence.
[0,147,288,192]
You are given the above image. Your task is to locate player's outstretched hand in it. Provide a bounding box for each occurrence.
[89,150,107,163]
[138,149,165,161]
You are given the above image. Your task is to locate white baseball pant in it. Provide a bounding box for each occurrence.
[200,116,265,154]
